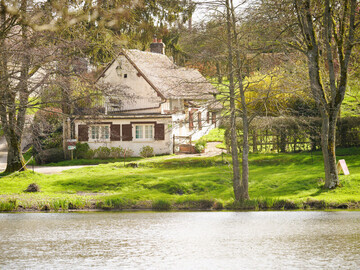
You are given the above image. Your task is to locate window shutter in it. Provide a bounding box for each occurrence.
[155,124,165,140]
[212,112,217,127]
[110,124,121,141]
[198,112,202,130]
[189,111,194,130]
[78,125,89,141]
[122,124,132,141]
[207,112,210,123]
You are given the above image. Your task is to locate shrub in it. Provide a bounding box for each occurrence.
[0,199,18,211]
[85,149,95,159]
[152,199,171,211]
[75,143,90,159]
[194,139,207,153]
[35,148,65,164]
[124,148,134,157]
[140,146,154,158]
[95,146,111,159]
[110,146,124,158]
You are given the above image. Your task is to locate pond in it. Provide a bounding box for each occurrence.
[0,211,359,269]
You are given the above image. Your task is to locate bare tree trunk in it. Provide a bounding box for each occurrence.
[225,0,241,201]
[320,112,339,188]
[216,61,222,84]
[230,0,249,200]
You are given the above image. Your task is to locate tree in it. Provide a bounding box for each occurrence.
[255,0,359,188]
[0,0,193,173]
[0,0,49,172]
[182,0,258,201]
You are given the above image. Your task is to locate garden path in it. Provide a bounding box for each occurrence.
[166,142,224,159]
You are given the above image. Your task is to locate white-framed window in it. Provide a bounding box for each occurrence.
[134,124,154,140]
[90,125,110,141]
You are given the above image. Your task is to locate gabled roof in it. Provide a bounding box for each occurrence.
[99,49,218,100]
[126,50,217,99]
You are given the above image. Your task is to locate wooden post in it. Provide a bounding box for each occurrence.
[173,134,175,154]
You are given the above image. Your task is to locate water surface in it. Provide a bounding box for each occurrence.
[0,211,359,269]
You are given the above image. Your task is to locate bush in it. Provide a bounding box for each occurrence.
[140,146,154,158]
[0,199,18,211]
[95,146,111,159]
[110,146,125,158]
[74,142,90,159]
[124,148,134,157]
[194,139,207,153]
[35,148,65,164]
[85,149,95,159]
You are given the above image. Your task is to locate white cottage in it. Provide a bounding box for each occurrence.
[73,39,220,156]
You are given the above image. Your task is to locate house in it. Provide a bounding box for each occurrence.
[73,38,221,156]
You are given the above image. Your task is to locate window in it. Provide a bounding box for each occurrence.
[90,125,110,141]
[135,124,154,140]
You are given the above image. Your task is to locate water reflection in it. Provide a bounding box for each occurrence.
[0,212,359,269]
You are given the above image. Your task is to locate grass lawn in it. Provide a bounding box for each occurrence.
[1,147,359,211]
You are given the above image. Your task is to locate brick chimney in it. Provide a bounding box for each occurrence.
[150,37,165,54]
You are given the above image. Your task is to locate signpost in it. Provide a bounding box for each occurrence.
[67,139,77,160]
[337,159,350,175]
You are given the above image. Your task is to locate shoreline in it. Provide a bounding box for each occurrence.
[1,199,359,213]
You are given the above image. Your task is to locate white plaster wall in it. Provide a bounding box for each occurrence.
[100,55,162,112]
[75,118,172,156]
[171,108,218,141]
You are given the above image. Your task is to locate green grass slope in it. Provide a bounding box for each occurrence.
[0,148,359,211]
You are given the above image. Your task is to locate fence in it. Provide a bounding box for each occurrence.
[224,116,360,153]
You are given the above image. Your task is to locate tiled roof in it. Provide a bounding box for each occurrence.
[125,50,218,100]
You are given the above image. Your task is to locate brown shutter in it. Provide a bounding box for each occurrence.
[207,112,210,123]
[212,112,217,127]
[189,111,194,130]
[198,112,202,130]
[155,123,165,140]
[122,124,132,141]
[78,125,89,141]
[110,124,121,141]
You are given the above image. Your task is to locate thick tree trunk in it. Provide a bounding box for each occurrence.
[320,113,339,188]
[4,134,26,173]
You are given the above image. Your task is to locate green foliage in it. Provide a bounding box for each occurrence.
[200,128,225,142]
[140,146,154,158]
[35,148,65,165]
[100,197,132,210]
[194,139,207,153]
[74,143,90,159]
[110,147,124,159]
[0,199,18,211]
[152,199,171,211]
[0,148,359,210]
[85,149,96,159]
[95,147,111,159]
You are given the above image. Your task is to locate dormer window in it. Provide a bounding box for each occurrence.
[116,64,122,77]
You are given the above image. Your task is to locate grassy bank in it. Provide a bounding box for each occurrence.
[1,148,359,211]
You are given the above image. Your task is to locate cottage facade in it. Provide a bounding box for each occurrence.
[74,39,220,156]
